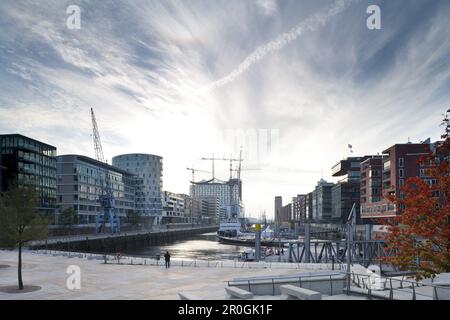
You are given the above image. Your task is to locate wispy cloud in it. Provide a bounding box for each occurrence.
[0,0,449,217]
[200,0,354,92]
[256,0,278,16]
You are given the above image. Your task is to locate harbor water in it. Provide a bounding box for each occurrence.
[122,232,337,261]
[124,232,250,260]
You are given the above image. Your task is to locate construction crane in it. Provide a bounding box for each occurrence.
[201,154,242,180]
[186,167,211,183]
[91,108,120,234]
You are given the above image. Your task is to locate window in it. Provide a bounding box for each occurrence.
[420,168,426,177]
[399,169,404,178]
[350,162,360,168]
[399,179,404,187]
[398,157,404,167]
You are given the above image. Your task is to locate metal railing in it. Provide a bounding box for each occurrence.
[345,271,448,300]
[29,249,344,270]
[226,272,346,296]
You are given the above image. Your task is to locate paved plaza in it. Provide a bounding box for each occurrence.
[0,250,313,300]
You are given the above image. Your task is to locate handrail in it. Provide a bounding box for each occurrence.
[30,249,339,271]
[226,272,346,286]
[225,269,449,300]
[345,271,447,289]
[343,271,448,300]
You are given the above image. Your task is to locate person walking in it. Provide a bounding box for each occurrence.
[164,251,171,269]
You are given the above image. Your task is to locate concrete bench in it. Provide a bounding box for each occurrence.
[280,285,321,300]
[178,292,203,300]
[225,287,254,300]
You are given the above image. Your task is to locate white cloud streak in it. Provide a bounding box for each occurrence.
[201,0,354,92]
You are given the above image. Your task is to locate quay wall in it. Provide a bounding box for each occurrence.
[29,226,218,254]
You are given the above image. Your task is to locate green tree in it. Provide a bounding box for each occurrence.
[0,182,49,290]
[59,207,78,235]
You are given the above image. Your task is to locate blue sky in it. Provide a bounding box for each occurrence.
[1,0,449,218]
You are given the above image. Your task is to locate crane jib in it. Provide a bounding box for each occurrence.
[91,108,120,234]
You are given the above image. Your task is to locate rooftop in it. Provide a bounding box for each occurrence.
[0,133,56,150]
[57,154,134,176]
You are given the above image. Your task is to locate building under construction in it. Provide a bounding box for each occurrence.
[189,177,242,221]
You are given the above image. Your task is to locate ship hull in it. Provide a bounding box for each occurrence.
[216,235,287,247]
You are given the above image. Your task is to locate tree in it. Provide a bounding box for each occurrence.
[381,112,450,280]
[59,207,78,235]
[126,210,142,227]
[0,182,49,290]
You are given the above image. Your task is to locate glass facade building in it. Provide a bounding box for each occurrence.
[331,156,373,225]
[56,155,136,225]
[112,153,163,224]
[190,178,242,221]
[0,134,57,216]
[311,179,334,222]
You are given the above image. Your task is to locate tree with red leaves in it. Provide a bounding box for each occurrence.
[381,110,450,280]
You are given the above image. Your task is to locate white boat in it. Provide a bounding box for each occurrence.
[239,248,256,261]
[217,221,249,237]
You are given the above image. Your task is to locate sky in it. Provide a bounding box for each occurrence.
[1,0,449,219]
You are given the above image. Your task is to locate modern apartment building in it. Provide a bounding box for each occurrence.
[112,153,163,224]
[0,134,57,216]
[360,156,385,220]
[190,178,242,220]
[305,192,313,221]
[331,156,372,224]
[276,203,291,224]
[311,179,334,223]
[182,194,200,224]
[361,142,433,219]
[291,194,307,223]
[196,195,220,224]
[56,155,136,225]
[274,196,282,220]
[161,191,185,223]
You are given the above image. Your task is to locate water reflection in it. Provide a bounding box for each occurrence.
[125,232,249,260]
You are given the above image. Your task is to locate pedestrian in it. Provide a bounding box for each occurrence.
[164,251,171,269]
[281,248,284,255]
